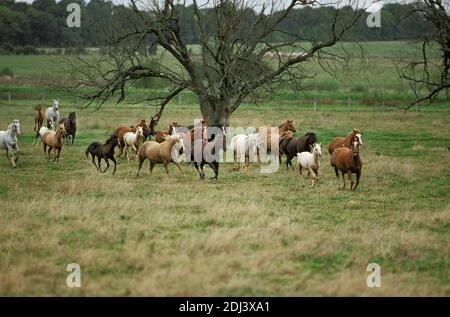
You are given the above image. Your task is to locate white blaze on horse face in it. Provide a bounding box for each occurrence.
[356,133,362,145]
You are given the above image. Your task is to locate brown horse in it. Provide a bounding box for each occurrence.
[330,134,362,190]
[155,122,179,143]
[257,120,296,161]
[328,128,362,155]
[280,132,317,169]
[42,123,65,162]
[114,120,150,157]
[34,105,44,132]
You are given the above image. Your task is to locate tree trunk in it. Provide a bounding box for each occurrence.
[198,96,232,127]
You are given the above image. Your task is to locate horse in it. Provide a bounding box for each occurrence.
[85,135,119,174]
[42,123,65,162]
[147,116,158,140]
[34,105,44,133]
[155,122,179,143]
[256,120,296,161]
[297,143,322,186]
[0,120,21,168]
[33,120,53,145]
[123,126,144,162]
[330,135,362,190]
[230,133,258,171]
[45,100,60,131]
[280,132,317,169]
[113,120,150,157]
[59,112,77,145]
[136,134,184,177]
[186,125,226,180]
[328,128,362,155]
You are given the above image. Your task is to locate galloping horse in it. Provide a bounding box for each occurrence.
[330,133,362,190]
[42,123,65,162]
[328,128,362,155]
[113,120,150,157]
[0,120,21,167]
[45,100,60,131]
[280,132,317,169]
[59,112,77,145]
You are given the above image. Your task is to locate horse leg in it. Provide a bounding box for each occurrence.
[348,170,354,190]
[47,147,52,160]
[97,156,102,171]
[298,164,303,175]
[136,158,144,177]
[341,171,346,190]
[71,133,75,145]
[172,162,183,174]
[354,171,360,191]
[91,154,99,170]
[163,161,170,176]
[111,156,117,175]
[124,145,129,162]
[149,162,156,175]
[117,144,124,158]
[208,161,219,180]
[103,158,110,173]
[7,146,16,168]
[54,148,60,162]
[310,169,317,187]
[193,162,203,180]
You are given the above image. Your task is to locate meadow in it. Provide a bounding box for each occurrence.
[0,42,449,296]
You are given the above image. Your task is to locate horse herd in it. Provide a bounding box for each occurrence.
[1,100,364,190]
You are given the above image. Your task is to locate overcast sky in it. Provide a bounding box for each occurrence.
[14,0,405,12]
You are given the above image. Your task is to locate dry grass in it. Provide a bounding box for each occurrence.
[0,101,449,296]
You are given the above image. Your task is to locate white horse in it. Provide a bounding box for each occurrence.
[45,100,60,131]
[297,143,322,186]
[123,126,144,162]
[0,120,21,167]
[230,133,258,170]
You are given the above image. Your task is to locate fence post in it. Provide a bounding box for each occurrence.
[313,97,317,112]
[8,92,11,104]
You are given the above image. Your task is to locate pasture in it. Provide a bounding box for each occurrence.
[0,42,449,296]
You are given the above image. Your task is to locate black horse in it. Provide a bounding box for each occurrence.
[85,135,119,174]
[280,132,317,169]
[59,112,77,145]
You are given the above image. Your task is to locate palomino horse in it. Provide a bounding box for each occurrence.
[280,132,317,169]
[330,134,362,190]
[114,120,150,157]
[0,120,21,167]
[256,120,296,161]
[328,128,362,155]
[45,100,60,131]
[42,123,65,162]
[34,105,44,133]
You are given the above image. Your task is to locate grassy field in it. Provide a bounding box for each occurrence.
[0,42,449,296]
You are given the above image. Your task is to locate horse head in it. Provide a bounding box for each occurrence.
[312,143,322,157]
[10,120,21,136]
[305,132,317,146]
[352,129,362,146]
[53,100,59,111]
[280,120,296,133]
[351,138,361,157]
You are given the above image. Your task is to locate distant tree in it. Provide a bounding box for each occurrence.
[395,0,449,109]
[70,0,364,126]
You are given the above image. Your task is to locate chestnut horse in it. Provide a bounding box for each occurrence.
[34,105,44,133]
[328,128,362,155]
[330,134,362,190]
[155,122,179,143]
[113,120,150,157]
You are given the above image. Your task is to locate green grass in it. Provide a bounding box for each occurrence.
[0,41,449,296]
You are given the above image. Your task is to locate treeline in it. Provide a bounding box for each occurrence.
[0,0,433,54]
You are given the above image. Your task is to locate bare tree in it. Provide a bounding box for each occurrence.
[397,0,450,110]
[71,0,363,126]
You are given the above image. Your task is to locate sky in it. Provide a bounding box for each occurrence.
[14,0,405,12]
